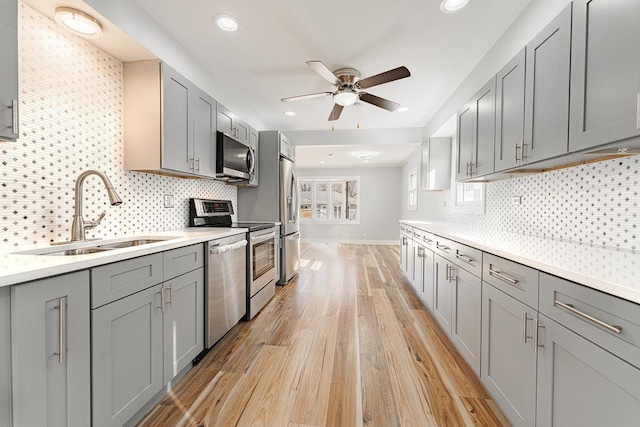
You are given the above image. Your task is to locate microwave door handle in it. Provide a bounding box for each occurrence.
[247,147,255,175]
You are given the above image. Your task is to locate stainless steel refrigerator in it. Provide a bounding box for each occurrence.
[237,130,300,284]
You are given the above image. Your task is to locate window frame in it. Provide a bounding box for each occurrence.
[453,181,486,214]
[299,176,361,225]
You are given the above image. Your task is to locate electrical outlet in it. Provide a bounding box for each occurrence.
[511,196,522,205]
[163,194,174,208]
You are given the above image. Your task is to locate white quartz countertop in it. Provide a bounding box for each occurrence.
[400,220,640,305]
[0,228,248,288]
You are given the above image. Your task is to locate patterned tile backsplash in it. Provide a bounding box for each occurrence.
[445,156,640,251]
[0,3,236,249]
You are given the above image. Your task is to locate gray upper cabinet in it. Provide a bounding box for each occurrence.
[92,284,164,427]
[0,0,18,142]
[523,4,572,163]
[217,102,250,145]
[123,60,217,178]
[495,48,526,172]
[193,89,217,178]
[11,271,91,427]
[0,287,11,427]
[456,77,496,180]
[482,283,537,427]
[569,0,640,151]
[536,315,640,427]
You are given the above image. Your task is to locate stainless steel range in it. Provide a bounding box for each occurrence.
[189,199,278,321]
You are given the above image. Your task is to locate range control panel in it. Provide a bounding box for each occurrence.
[191,198,234,217]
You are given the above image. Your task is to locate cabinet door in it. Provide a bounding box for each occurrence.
[481,283,537,427]
[193,89,216,178]
[11,271,91,427]
[0,287,11,427]
[569,0,640,151]
[473,77,496,176]
[421,248,435,311]
[235,118,250,145]
[495,48,526,172]
[162,63,193,174]
[456,101,475,181]
[524,4,571,163]
[412,243,425,296]
[0,0,18,141]
[163,268,204,383]
[217,102,235,136]
[92,284,163,427]
[451,267,482,375]
[536,315,640,426]
[433,255,452,336]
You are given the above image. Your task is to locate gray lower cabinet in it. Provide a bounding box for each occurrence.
[0,287,12,427]
[433,254,452,336]
[523,4,571,163]
[0,0,18,142]
[92,284,164,427]
[482,282,537,427]
[399,231,413,280]
[451,266,482,375]
[536,315,640,426]
[495,48,526,172]
[11,271,91,427]
[418,246,435,311]
[412,241,424,296]
[162,268,204,383]
[569,0,640,151]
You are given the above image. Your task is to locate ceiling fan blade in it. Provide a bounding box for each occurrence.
[306,60,341,86]
[359,92,401,112]
[328,104,344,121]
[357,66,411,89]
[281,92,333,102]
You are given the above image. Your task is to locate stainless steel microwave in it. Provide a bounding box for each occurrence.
[216,131,255,181]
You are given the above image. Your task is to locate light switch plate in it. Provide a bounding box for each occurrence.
[511,196,522,205]
[163,194,174,208]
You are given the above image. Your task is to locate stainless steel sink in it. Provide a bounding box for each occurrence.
[97,238,173,249]
[45,247,115,256]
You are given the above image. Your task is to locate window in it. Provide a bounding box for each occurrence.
[408,167,418,211]
[299,177,359,223]
[454,182,485,214]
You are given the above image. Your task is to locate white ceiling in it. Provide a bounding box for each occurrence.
[296,144,419,169]
[25,0,532,167]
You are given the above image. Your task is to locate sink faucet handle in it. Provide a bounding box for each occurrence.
[85,211,106,230]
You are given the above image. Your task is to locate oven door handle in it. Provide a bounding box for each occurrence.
[251,231,277,244]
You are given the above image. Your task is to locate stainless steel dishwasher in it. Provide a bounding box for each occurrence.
[205,233,247,348]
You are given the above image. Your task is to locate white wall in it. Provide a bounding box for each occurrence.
[399,147,447,222]
[299,167,401,243]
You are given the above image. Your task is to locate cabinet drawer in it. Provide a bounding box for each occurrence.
[433,235,455,262]
[483,253,539,309]
[413,228,435,251]
[399,224,413,238]
[163,243,204,280]
[540,272,640,369]
[91,253,163,308]
[450,241,482,277]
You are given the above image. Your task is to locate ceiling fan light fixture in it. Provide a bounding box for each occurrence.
[440,0,470,13]
[214,14,240,32]
[54,7,102,39]
[334,89,359,107]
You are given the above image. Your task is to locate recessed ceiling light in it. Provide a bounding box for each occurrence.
[440,0,470,13]
[284,111,296,117]
[320,161,325,164]
[396,106,409,113]
[54,7,103,39]
[213,14,240,32]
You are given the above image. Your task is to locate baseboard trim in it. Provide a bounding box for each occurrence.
[301,238,398,245]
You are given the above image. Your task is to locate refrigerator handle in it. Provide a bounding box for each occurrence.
[290,170,298,224]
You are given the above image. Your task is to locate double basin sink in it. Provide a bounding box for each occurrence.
[15,237,178,256]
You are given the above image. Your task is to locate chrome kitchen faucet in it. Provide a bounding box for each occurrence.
[70,170,122,242]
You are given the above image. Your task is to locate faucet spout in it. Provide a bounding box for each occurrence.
[71,170,122,242]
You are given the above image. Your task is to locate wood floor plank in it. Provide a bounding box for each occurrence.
[290,316,340,425]
[331,303,359,386]
[372,288,404,338]
[326,383,357,427]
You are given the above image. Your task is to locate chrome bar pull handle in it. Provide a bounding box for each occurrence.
[488,267,519,286]
[159,288,165,313]
[456,253,475,264]
[54,297,67,364]
[514,142,521,162]
[445,264,450,281]
[436,244,450,253]
[11,99,18,135]
[195,158,200,172]
[521,141,528,160]
[534,318,544,353]
[165,285,173,307]
[522,312,533,344]
[554,300,622,334]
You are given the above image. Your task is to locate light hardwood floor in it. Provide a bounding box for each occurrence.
[138,243,509,427]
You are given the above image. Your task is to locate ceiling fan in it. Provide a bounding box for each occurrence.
[281,61,411,121]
